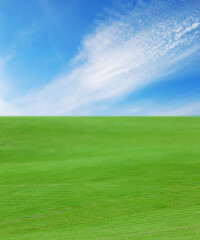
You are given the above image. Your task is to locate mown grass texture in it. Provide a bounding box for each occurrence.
[0,117,200,239]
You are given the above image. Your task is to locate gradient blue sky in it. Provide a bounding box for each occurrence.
[0,0,200,115]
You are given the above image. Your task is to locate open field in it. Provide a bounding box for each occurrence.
[0,117,200,239]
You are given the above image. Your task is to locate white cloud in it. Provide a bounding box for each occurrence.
[0,55,19,115]
[2,0,200,115]
[0,98,19,116]
[158,101,200,116]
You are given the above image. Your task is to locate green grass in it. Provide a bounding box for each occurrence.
[0,117,200,240]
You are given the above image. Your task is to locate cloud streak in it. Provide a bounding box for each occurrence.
[2,0,200,115]
[158,101,200,116]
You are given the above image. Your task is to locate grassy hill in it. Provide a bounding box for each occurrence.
[0,117,200,239]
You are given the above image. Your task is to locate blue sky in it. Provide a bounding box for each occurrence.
[0,0,200,115]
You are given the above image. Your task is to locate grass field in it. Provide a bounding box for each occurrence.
[0,117,200,239]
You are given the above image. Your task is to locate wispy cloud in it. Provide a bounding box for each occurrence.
[2,0,200,115]
[38,0,62,31]
[16,27,36,44]
[158,101,200,116]
[0,54,13,95]
[0,98,19,116]
[0,54,19,115]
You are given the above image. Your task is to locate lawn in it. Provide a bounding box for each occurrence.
[0,117,200,239]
